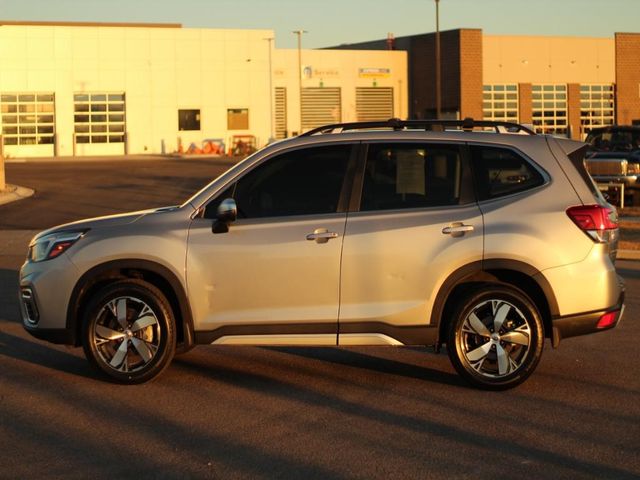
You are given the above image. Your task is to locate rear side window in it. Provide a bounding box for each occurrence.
[360,143,462,211]
[471,146,544,200]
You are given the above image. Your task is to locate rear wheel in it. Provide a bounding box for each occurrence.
[447,285,544,390]
[82,279,176,384]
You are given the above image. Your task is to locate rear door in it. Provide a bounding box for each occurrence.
[338,141,484,345]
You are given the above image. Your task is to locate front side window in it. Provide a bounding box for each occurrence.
[471,146,544,200]
[223,145,351,219]
[586,129,640,152]
[360,143,462,211]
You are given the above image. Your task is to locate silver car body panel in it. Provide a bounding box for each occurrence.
[20,129,623,348]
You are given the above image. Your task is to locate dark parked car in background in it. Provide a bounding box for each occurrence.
[585,126,640,205]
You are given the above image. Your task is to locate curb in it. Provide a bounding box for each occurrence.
[4,154,242,163]
[617,249,640,261]
[0,184,35,206]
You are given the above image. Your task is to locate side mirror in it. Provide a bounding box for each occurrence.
[212,198,237,234]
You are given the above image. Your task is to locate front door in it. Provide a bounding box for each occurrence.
[186,143,356,343]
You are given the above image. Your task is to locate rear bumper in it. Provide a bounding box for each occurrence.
[551,289,625,347]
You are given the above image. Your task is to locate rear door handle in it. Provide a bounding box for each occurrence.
[442,223,474,237]
[306,228,339,244]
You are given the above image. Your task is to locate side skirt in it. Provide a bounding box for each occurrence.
[194,322,438,346]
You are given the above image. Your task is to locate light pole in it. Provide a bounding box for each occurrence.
[435,0,441,119]
[264,37,275,141]
[293,30,307,133]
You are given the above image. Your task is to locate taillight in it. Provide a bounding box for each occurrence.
[566,204,618,243]
[596,310,619,329]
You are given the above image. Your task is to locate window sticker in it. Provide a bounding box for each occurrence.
[396,150,426,195]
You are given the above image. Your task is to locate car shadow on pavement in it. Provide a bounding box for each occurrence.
[0,330,95,380]
[171,353,637,479]
[263,346,465,387]
[0,268,21,323]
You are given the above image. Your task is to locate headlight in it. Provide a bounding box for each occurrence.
[28,230,88,262]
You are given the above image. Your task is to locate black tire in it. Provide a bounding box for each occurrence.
[82,279,176,384]
[447,284,544,390]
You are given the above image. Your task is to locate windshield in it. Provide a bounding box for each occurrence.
[586,129,640,152]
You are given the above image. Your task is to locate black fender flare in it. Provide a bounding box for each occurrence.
[66,259,195,349]
[429,259,559,332]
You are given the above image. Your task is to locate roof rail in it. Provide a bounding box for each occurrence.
[299,117,536,137]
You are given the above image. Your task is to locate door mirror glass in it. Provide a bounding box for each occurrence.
[212,198,237,234]
[217,198,237,223]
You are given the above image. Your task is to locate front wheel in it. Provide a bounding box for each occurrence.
[82,279,176,384]
[447,285,544,390]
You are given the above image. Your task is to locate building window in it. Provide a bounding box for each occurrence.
[482,85,518,123]
[74,93,125,144]
[532,85,567,136]
[1,93,55,146]
[275,87,288,139]
[178,109,200,131]
[227,108,249,130]
[580,84,615,139]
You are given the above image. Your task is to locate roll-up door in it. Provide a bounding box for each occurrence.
[356,87,394,121]
[301,87,341,131]
[275,87,287,139]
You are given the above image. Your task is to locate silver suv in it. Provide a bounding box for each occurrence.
[20,119,625,389]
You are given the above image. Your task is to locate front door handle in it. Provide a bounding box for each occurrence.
[306,228,339,244]
[442,223,474,237]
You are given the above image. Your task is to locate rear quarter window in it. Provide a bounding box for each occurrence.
[471,145,545,200]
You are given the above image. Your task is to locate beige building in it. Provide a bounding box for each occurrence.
[335,29,640,139]
[0,21,407,158]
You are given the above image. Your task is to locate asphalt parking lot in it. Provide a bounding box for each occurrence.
[1,159,639,479]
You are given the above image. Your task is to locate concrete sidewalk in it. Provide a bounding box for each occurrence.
[0,184,35,206]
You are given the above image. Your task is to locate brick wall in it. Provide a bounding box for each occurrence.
[518,83,532,124]
[567,83,581,139]
[615,33,640,125]
[410,30,462,118]
[331,28,483,120]
[459,29,483,120]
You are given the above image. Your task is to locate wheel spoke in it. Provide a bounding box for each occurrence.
[466,342,492,362]
[501,331,529,346]
[96,325,125,341]
[467,312,491,337]
[131,314,157,332]
[116,298,128,329]
[110,340,129,369]
[496,343,510,375]
[493,303,511,332]
[132,337,156,363]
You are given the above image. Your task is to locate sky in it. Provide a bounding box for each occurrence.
[0,0,639,49]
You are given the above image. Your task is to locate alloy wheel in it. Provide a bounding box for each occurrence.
[92,296,161,373]
[459,299,532,378]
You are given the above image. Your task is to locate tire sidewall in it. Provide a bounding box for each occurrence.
[82,280,176,384]
[447,285,544,390]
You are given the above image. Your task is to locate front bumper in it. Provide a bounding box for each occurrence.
[551,289,625,347]
[19,253,80,346]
